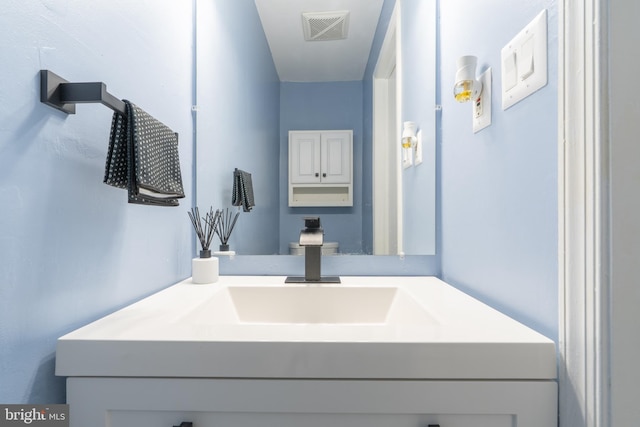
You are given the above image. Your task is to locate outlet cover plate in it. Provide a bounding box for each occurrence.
[473,67,492,133]
[415,130,423,165]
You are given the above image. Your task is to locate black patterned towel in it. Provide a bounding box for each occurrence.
[104,101,185,206]
[232,168,255,212]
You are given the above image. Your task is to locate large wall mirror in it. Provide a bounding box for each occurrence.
[195,0,436,257]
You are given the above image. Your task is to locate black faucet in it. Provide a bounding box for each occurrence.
[285,217,340,284]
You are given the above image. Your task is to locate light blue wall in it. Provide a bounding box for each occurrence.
[0,0,194,403]
[196,0,281,255]
[279,82,364,254]
[400,0,437,255]
[439,0,558,340]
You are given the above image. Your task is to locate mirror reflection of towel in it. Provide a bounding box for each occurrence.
[104,101,185,206]
[232,168,255,212]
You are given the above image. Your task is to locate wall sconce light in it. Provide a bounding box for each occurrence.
[453,55,482,103]
[453,55,492,133]
[401,121,417,168]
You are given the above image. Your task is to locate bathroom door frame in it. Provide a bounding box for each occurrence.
[372,4,402,255]
[558,0,609,425]
[561,1,640,425]
[558,0,640,425]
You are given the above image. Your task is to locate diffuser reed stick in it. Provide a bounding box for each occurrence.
[216,207,240,247]
[188,207,220,257]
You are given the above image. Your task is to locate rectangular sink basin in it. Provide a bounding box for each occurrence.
[227,286,396,324]
[184,284,438,328]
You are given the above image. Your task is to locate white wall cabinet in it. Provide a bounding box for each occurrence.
[289,130,353,206]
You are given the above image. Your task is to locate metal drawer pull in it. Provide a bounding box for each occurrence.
[427,425,440,427]
[173,423,192,427]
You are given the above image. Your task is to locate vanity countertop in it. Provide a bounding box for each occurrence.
[56,276,556,380]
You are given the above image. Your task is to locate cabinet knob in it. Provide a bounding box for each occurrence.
[323,173,327,177]
[315,173,319,177]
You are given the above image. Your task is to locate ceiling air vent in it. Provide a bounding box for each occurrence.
[302,10,350,41]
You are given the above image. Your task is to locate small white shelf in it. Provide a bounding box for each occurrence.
[289,184,352,207]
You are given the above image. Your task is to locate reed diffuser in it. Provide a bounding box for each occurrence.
[215,208,240,252]
[188,207,221,284]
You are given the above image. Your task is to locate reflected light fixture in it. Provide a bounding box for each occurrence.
[401,121,417,168]
[453,55,483,103]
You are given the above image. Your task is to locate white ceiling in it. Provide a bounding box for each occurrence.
[255,0,384,82]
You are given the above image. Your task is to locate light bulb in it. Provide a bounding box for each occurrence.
[453,56,482,103]
[453,80,474,103]
[401,121,417,148]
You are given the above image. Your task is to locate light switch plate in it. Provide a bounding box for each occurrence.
[473,67,492,133]
[501,9,547,110]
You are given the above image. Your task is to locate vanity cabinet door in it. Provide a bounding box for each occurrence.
[106,411,513,427]
[67,378,555,427]
[413,415,513,427]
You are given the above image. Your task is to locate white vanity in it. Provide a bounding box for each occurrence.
[56,276,557,427]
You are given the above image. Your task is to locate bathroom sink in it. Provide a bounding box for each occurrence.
[192,284,439,327]
[227,286,396,324]
[56,276,558,380]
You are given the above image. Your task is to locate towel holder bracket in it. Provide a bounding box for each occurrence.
[40,70,126,116]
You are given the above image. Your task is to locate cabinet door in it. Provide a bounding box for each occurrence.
[68,378,555,427]
[290,132,321,183]
[320,131,352,184]
[106,410,513,427]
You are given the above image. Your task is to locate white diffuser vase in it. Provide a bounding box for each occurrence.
[188,207,221,285]
[192,250,219,284]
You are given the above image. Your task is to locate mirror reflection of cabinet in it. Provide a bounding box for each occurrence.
[288,130,353,207]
